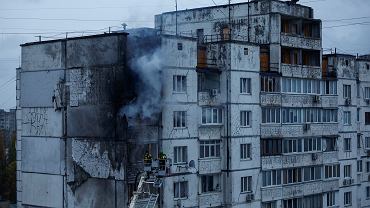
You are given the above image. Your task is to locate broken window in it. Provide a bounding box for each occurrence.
[200,140,220,159]
[173,111,186,128]
[240,111,251,127]
[261,139,282,156]
[174,146,187,164]
[173,75,187,93]
[201,107,222,125]
[261,76,280,93]
[201,174,221,193]
[177,42,183,50]
[174,181,188,199]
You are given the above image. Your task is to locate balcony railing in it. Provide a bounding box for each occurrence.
[281,33,321,50]
[198,192,223,207]
[261,123,338,138]
[198,91,222,106]
[262,152,323,170]
[198,158,221,174]
[281,64,321,79]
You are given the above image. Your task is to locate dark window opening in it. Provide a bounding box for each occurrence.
[345,60,349,66]
[260,45,270,72]
[177,43,183,50]
[261,139,282,156]
[244,48,249,55]
[365,112,370,125]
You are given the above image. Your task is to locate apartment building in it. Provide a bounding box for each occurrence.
[155,0,370,207]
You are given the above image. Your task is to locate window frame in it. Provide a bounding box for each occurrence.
[173,75,187,93]
[241,176,252,193]
[240,111,252,127]
[174,146,188,165]
[240,78,251,94]
[344,138,351,152]
[199,140,221,159]
[174,181,188,199]
[173,111,187,128]
[344,191,352,206]
[240,143,252,160]
[201,107,223,125]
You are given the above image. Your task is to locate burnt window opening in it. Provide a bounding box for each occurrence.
[282,47,320,67]
[281,16,320,38]
[366,63,370,70]
[244,48,249,55]
[261,139,282,156]
[365,112,370,125]
[177,43,183,50]
[346,60,349,66]
[198,72,220,93]
[260,46,270,72]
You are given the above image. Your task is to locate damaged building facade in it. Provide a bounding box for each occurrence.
[16,0,370,208]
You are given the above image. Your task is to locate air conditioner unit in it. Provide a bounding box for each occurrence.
[303,123,311,131]
[311,153,318,161]
[210,89,218,97]
[313,95,321,103]
[246,193,254,202]
[345,98,352,105]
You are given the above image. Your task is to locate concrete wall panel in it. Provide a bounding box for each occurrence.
[22,172,64,208]
[21,107,63,137]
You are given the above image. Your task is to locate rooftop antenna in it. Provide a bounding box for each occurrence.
[35,35,41,42]
[175,0,178,36]
[121,23,127,30]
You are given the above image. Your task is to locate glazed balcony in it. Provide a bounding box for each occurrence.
[198,158,221,174]
[261,179,338,201]
[262,152,323,170]
[198,91,222,106]
[260,123,338,138]
[281,63,321,79]
[322,151,339,164]
[281,33,321,50]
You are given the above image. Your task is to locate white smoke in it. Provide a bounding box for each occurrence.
[120,48,163,123]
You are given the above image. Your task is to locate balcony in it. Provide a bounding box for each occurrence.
[198,192,222,208]
[321,95,338,108]
[322,151,339,164]
[262,152,323,170]
[198,158,221,174]
[281,33,321,50]
[198,91,222,106]
[281,64,321,79]
[261,180,338,201]
[260,93,281,106]
[260,123,338,138]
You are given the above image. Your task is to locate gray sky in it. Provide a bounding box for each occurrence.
[0,0,369,110]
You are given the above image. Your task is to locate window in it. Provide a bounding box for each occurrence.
[201,174,221,193]
[327,192,336,207]
[365,87,370,99]
[202,108,222,125]
[174,146,187,164]
[344,111,351,125]
[366,112,370,125]
[283,168,302,184]
[173,75,186,92]
[367,63,370,70]
[345,60,349,66]
[283,138,302,154]
[262,201,277,208]
[240,111,251,127]
[303,166,322,181]
[303,79,320,94]
[367,187,370,198]
[322,109,338,123]
[177,42,183,50]
[344,192,352,206]
[262,170,281,187]
[283,198,303,208]
[357,84,360,98]
[282,108,301,124]
[304,138,321,152]
[282,78,302,93]
[261,139,282,156]
[173,111,186,128]
[324,137,337,152]
[323,80,337,95]
[344,138,351,152]
[262,108,281,124]
[344,165,351,178]
[366,137,370,149]
[240,78,251,94]
[261,76,280,93]
[357,160,363,172]
[324,164,340,179]
[358,134,362,148]
[200,140,220,159]
[244,48,249,55]
[367,161,370,173]
[343,85,351,99]
[303,108,322,123]
[174,181,188,199]
[241,176,252,193]
[240,144,251,160]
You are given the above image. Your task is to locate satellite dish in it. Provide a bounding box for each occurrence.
[188,160,195,168]
[188,160,197,174]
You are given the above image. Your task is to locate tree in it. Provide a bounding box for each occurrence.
[0,131,6,198]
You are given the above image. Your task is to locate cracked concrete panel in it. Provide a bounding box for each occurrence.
[21,107,63,137]
[73,178,116,208]
[20,70,64,108]
[22,137,63,175]
[21,41,65,71]
[22,172,64,208]
[71,138,125,180]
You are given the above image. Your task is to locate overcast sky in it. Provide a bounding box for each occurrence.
[0,0,369,110]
